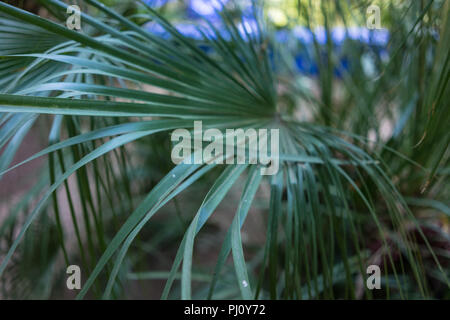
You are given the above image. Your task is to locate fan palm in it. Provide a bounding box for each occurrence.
[0,0,448,299]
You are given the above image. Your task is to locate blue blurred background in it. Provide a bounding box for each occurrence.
[142,0,391,77]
